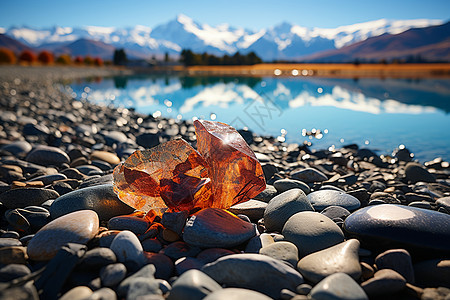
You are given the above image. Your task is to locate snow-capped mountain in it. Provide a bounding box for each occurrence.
[2,14,444,61]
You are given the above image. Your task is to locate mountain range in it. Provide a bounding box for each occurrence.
[0,15,447,62]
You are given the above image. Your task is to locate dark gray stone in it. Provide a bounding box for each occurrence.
[291,168,328,183]
[50,184,134,221]
[264,188,313,232]
[202,253,303,298]
[26,145,70,166]
[273,178,310,194]
[100,263,127,287]
[344,204,450,254]
[0,264,30,282]
[167,269,221,300]
[78,247,117,271]
[405,162,435,183]
[0,187,59,209]
[307,190,360,211]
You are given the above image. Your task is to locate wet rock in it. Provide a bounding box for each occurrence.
[183,208,256,248]
[282,211,344,258]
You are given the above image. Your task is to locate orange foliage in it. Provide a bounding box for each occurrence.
[56,54,72,65]
[38,50,54,64]
[74,56,84,64]
[94,57,103,66]
[0,48,16,64]
[19,50,37,64]
[84,56,94,65]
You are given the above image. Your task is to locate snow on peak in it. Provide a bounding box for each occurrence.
[177,14,194,25]
[0,27,5,34]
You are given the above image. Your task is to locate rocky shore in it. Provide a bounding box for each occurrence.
[0,66,449,300]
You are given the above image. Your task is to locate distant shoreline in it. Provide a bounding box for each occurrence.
[164,63,450,78]
[1,63,450,80]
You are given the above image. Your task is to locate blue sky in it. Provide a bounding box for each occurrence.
[1,0,448,30]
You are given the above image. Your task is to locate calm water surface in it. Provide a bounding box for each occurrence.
[70,75,450,162]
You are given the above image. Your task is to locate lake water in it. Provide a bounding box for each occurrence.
[70,75,450,162]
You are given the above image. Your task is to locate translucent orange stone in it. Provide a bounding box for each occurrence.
[113,120,266,214]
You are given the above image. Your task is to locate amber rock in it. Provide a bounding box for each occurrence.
[113,120,266,214]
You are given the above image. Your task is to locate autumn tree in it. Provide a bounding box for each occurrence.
[0,48,16,64]
[19,50,37,64]
[38,50,54,64]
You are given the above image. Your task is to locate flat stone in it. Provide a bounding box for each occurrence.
[202,253,304,298]
[343,204,450,254]
[414,259,450,288]
[0,246,28,264]
[245,233,275,253]
[273,178,310,194]
[90,151,121,165]
[50,183,134,221]
[264,189,314,232]
[167,269,221,300]
[282,211,344,258]
[1,140,32,156]
[0,264,30,282]
[375,249,414,283]
[259,241,299,267]
[183,208,256,248]
[27,210,99,261]
[297,239,361,284]
[228,199,267,221]
[161,210,189,235]
[108,215,150,235]
[0,237,22,248]
[196,248,236,264]
[160,241,201,260]
[436,197,450,210]
[361,269,406,297]
[136,132,160,148]
[103,131,128,146]
[309,273,368,300]
[125,277,162,300]
[253,185,278,203]
[320,206,351,220]
[405,162,435,183]
[100,263,127,287]
[142,238,163,253]
[60,286,93,300]
[110,230,146,269]
[27,173,67,185]
[117,264,157,297]
[77,247,117,271]
[79,174,113,189]
[307,190,360,212]
[26,145,70,167]
[144,253,174,280]
[0,187,59,209]
[0,281,39,300]
[291,168,328,183]
[204,288,272,300]
[175,257,205,275]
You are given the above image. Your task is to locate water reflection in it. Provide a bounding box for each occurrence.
[70,75,450,161]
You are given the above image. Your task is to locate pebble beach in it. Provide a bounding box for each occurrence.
[0,66,449,300]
